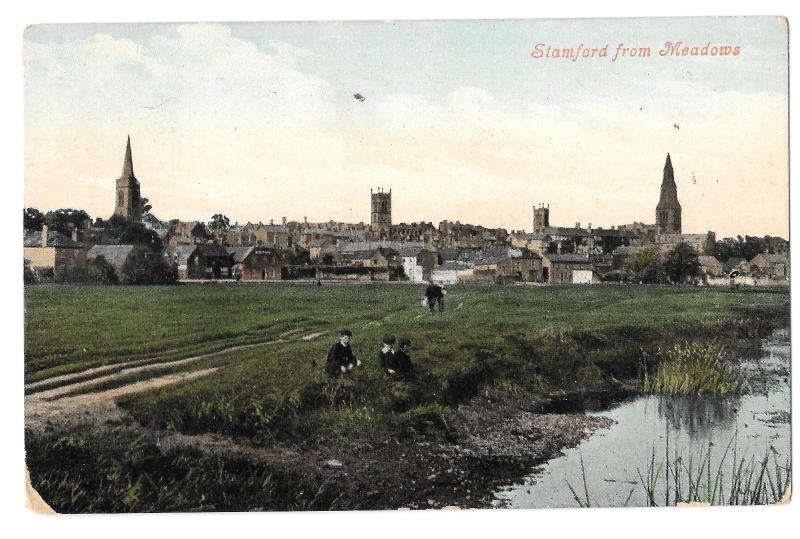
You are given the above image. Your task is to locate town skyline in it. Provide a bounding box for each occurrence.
[24,19,788,238]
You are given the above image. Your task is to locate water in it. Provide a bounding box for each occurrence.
[496,333,791,508]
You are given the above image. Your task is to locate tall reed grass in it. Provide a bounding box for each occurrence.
[642,342,744,395]
[567,436,790,507]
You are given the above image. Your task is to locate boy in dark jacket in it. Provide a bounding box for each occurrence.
[325,329,361,378]
[395,338,413,375]
[380,335,398,374]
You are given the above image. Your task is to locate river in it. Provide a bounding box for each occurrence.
[495,331,791,508]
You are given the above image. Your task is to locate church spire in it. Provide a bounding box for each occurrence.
[658,153,679,206]
[656,153,681,234]
[122,135,134,178]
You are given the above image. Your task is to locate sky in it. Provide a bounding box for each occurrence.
[23,17,789,238]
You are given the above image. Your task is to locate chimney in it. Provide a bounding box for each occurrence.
[575,222,581,229]
[282,217,287,226]
[588,223,592,233]
[270,219,274,225]
[41,224,48,247]
[304,216,308,224]
[71,227,79,243]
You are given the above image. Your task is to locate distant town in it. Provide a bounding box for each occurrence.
[23,137,789,286]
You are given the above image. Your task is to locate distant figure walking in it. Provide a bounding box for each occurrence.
[379,335,397,375]
[424,282,445,313]
[325,329,361,378]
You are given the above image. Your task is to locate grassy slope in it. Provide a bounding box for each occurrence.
[104,284,788,446]
[25,283,787,382]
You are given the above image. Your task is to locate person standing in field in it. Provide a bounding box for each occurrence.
[325,328,361,378]
[424,282,445,313]
[380,335,398,374]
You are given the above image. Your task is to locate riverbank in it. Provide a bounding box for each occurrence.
[25,285,790,511]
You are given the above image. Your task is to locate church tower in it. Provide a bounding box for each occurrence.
[113,136,142,223]
[656,153,681,234]
[370,188,391,231]
[533,203,550,233]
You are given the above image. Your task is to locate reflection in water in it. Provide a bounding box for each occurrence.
[657,395,740,436]
[495,335,790,509]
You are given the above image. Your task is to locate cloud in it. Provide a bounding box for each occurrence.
[23,23,788,238]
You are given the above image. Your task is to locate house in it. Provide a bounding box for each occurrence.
[163,245,199,279]
[541,253,595,284]
[723,257,750,276]
[307,238,332,260]
[496,251,543,283]
[698,255,723,278]
[163,243,233,279]
[750,253,789,279]
[228,246,283,280]
[87,244,140,278]
[510,232,552,256]
[432,261,473,285]
[23,225,86,281]
[611,245,644,273]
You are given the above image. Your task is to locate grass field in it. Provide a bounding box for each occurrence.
[24,283,790,511]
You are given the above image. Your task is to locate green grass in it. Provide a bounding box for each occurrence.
[25,283,789,384]
[25,427,337,512]
[642,341,744,395]
[25,284,790,512]
[104,285,787,447]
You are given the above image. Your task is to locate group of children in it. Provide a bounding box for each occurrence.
[324,329,413,379]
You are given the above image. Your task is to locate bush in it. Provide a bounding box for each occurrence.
[23,259,36,284]
[86,255,118,285]
[121,250,178,285]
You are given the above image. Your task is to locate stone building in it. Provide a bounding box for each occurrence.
[113,136,142,223]
[656,153,681,234]
[228,246,284,280]
[541,253,595,284]
[371,188,392,231]
[23,225,86,281]
[750,253,789,279]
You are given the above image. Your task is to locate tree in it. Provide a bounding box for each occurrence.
[121,250,178,285]
[23,208,44,231]
[43,209,91,235]
[139,196,153,217]
[119,223,163,252]
[86,255,118,285]
[663,243,701,284]
[713,236,766,262]
[208,214,231,233]
[627,247,664,284]
[23,259,36,284]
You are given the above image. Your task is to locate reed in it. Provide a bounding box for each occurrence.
[642,341,744,395]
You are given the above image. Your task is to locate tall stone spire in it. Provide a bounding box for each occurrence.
[656,153,681,234]
[122,135,134,178]
[113,135,142,223]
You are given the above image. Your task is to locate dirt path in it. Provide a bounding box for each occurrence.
[25,328,615,510]
[25,329,326,430]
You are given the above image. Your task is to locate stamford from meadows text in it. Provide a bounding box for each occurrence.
[531,41,742,62]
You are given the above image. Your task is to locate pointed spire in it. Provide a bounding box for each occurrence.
[659,153,678,204]
[122,135,134,178]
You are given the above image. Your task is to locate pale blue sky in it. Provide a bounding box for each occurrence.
[24,17,789,237]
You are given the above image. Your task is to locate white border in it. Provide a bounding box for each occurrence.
[2,2,796,538]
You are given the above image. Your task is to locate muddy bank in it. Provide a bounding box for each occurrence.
[27,392,613,511]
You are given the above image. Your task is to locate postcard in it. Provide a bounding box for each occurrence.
[23,16,789,512]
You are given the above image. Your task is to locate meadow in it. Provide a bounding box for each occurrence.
[25,283,790,511]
